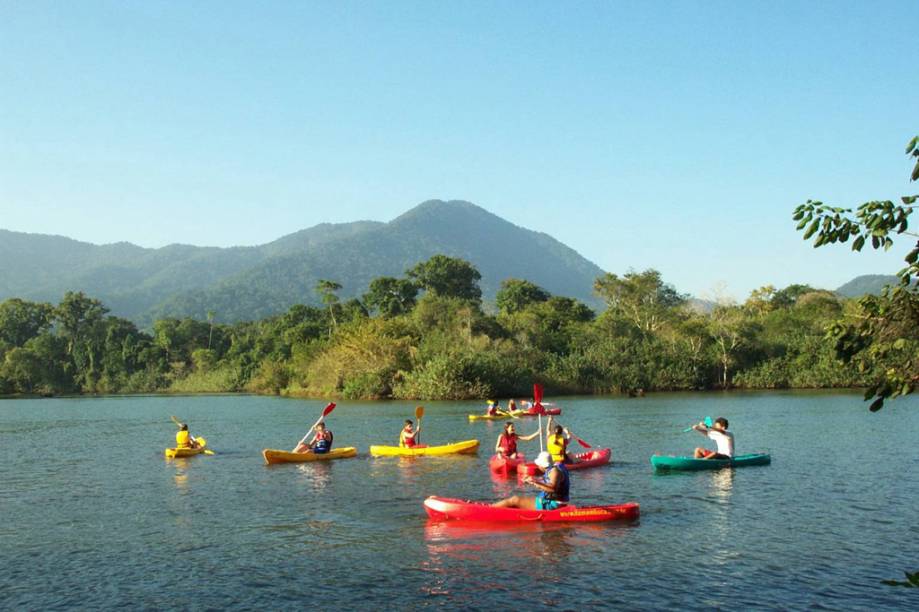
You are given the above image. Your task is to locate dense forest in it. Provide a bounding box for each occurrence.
[0,254,877,399]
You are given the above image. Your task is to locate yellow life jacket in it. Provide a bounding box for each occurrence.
[547,433,567,463]
[176,430,191,448]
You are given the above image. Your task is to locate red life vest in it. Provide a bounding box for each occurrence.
[400,427,417,448]
[498,433,517,455]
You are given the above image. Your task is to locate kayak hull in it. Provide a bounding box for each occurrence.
[165,438,208,458]
[513,408,561,417]
[262,447,357,464]
[424,496,639,523]
[517,448,612,476]
[650,453,771,471]
[370,439,480,457]
[468,413,513,421]
[489,453,526,476]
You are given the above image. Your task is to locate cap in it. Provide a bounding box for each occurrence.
[535,451,552,468]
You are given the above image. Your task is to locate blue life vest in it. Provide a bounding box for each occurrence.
[313,431,333,454]
[538,463,570,502]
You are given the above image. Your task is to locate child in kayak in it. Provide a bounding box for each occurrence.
[400,419,421,447]
[546,417,576,464]
[175,423,201,449]
[485,400,500,416]
[692,417,734,459]
[495,422,540,458]
[491,451,570,510]
[294,421,333,454]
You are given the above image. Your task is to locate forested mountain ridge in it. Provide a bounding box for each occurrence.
[1,201,606,324]
[834,275,900,298]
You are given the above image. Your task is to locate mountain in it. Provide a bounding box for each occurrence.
[835,275,900,298]
[0,200,606,324]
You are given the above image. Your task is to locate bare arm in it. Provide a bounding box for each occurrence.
[525,469,558,494]
[518,430,540,441]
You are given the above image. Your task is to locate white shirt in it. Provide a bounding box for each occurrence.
[707,429,735,458]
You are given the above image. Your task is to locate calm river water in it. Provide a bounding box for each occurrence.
[1,392,917,609]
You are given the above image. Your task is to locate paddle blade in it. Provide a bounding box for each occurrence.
[704,416,713,427]
[574,435,592,449]
[415,405,425,419]
[322,402,337,417]
[533,383,543,404]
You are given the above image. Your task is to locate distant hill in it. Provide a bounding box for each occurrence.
[835,275,900,298]
[0,200,607,324]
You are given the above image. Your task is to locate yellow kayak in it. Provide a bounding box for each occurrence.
[165,437,208,459]
[262,447,357,465]
[369,439,480,457]
[468,413,514,421]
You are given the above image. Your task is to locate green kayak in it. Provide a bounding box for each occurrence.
[651,453,771,471]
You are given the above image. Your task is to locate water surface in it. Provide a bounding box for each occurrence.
[1,392,917,609]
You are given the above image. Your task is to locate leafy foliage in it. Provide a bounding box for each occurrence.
[0,254,877,400]
[793,134,919,410]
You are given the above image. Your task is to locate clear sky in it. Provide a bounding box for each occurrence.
[1,1,916,300]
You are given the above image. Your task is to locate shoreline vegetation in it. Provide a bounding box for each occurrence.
[0,256,882,400]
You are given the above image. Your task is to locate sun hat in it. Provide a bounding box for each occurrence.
[535,451,552,469]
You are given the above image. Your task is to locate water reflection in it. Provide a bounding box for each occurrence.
[295,462,333,491]
[708,468,735,502]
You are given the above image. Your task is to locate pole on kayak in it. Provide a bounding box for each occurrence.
[538,413,544,453]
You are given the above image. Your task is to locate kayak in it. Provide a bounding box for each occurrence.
[517,448,612,475]
[468,413,514,421]
[650,453,771,471]
[513,408,561,417]
[489,453,526,476]
[424,496,640,523]
[262,447,357,464]
[369,439,480,457]
[164,437,208,459]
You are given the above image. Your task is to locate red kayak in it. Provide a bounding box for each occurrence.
[489,453,526,476]
[514,407,561,417]
[517,448,612,476]
[424,496,639,523]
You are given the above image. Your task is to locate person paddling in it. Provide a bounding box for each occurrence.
[491,451,570,510]
[485,400,500,416]
[175,423,201,450]
[293,421,334,454]
[546,417,576,464]
[495,422,540,458]
[692,417,734,460]
[400,419,421,448]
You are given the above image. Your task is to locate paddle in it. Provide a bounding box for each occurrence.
[567,430,593,449]
[415,405,424,445]
[294,402,337,450]
[683,416,713,433]
[533,383,544,414]
[170,416,215,454]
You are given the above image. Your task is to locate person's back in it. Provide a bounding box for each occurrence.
[541,462,570,503]
[547,426,568,463]
[176,429,191,448]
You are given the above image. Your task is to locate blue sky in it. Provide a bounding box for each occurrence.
[1,1,916,300]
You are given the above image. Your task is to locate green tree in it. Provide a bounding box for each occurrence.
[593,269,686,333]
[406,255,482,302]
[495,279,551,314]
[0,299,55,347]
[792,134,919,410]
[363,276,418,317]
[315,279,342,334]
